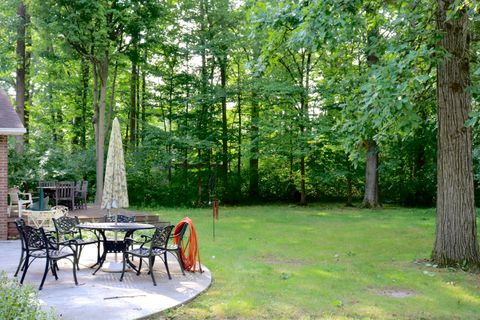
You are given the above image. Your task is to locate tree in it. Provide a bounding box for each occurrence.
[15,0,30,153]
[432,0,480,267]
[32,0,162,204]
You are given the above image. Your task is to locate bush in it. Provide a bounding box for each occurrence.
[0,272,57,320]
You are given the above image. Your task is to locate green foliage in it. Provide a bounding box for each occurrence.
[0,272,57,320]
[8,142,95,196]
[4,0,480,207]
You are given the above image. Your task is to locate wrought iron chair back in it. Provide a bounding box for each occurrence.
[150,225,174,252]
[103,214,135,223]
[164,223,189,276]
[53,216,79,239]
[22,225,47,251]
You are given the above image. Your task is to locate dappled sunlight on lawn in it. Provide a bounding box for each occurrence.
[310,211,330,217]
[152,205,480,319]
[440,282,480,305]
[349,304,392,319]
[312,268,341,280]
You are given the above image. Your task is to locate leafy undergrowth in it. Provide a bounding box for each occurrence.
[142,204,480,320]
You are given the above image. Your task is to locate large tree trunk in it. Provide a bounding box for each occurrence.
[362,140,380,208]
[432,0,480,267]
[15,1,27,153]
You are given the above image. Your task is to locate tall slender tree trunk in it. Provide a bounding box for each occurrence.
[24,8,31,145]
[136,66,140,147]
[249,95,259,200]
[362,140,379,207]
[141,58,146,144]
[94,57,109,205]
[236,61,242,191]
[15,1,28,153]
[346,156,354,207]
[80,59,89,149]
[362,8,381,208]
[129,60,137,149]
[167,73,174,183]
[432,0,480,267]
[196,0,208,206]
[106,60,118,135]
[220,58,228,198]
[298,52,311,205]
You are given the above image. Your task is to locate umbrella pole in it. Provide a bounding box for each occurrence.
[114,211,118,263]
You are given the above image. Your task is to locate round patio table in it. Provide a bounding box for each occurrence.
[77,222,156,275]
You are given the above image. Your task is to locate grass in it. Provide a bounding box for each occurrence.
[140,204,480,319]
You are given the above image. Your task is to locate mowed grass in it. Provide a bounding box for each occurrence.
[142,204,480,319]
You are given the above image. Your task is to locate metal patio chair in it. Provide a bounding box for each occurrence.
[18,223,78,290]
[52,216,100,270]
[120,225,174,286]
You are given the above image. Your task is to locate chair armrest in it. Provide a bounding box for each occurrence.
[124,236,149,245]
[19,192,33,203]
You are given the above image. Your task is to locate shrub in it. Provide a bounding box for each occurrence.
[0,272,57,320]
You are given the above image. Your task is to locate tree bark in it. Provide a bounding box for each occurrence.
[432,0,480,267]
[362,140,379,208]
[236,61,242,192]
[249,94,259,200]
[298,51,311,205]
[346,156,353,207]
[141,58,146,144]
[80,59,89,149]
[15,1,27,153]
[106,60,118,136]
[220,58,228,199]
[129,60,137,149]
[94,57,108,205]
[362,7,380,208]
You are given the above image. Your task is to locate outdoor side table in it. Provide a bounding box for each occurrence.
[76,222,155,275]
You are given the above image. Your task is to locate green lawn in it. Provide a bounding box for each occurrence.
[142,204,480,319]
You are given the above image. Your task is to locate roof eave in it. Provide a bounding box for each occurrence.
[0,128,27,135]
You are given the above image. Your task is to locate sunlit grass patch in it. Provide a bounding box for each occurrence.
[146,204,479,320]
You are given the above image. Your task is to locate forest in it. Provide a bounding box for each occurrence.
[0,0,479,208]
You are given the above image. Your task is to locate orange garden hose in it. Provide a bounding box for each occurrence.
[174,217,202,272]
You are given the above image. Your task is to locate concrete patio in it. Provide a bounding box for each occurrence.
[0,239,211,320]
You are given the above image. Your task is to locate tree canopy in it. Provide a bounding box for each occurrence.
[0,0,478,217]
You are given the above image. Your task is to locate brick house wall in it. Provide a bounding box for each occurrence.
[0,136,8,240]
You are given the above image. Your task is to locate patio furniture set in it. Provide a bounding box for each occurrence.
[8,181,88,228]
[8,181,88,216]
[13,214,188,290]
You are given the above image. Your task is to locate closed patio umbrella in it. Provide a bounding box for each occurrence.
[101,117,128,271]
[102,117,129,210]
